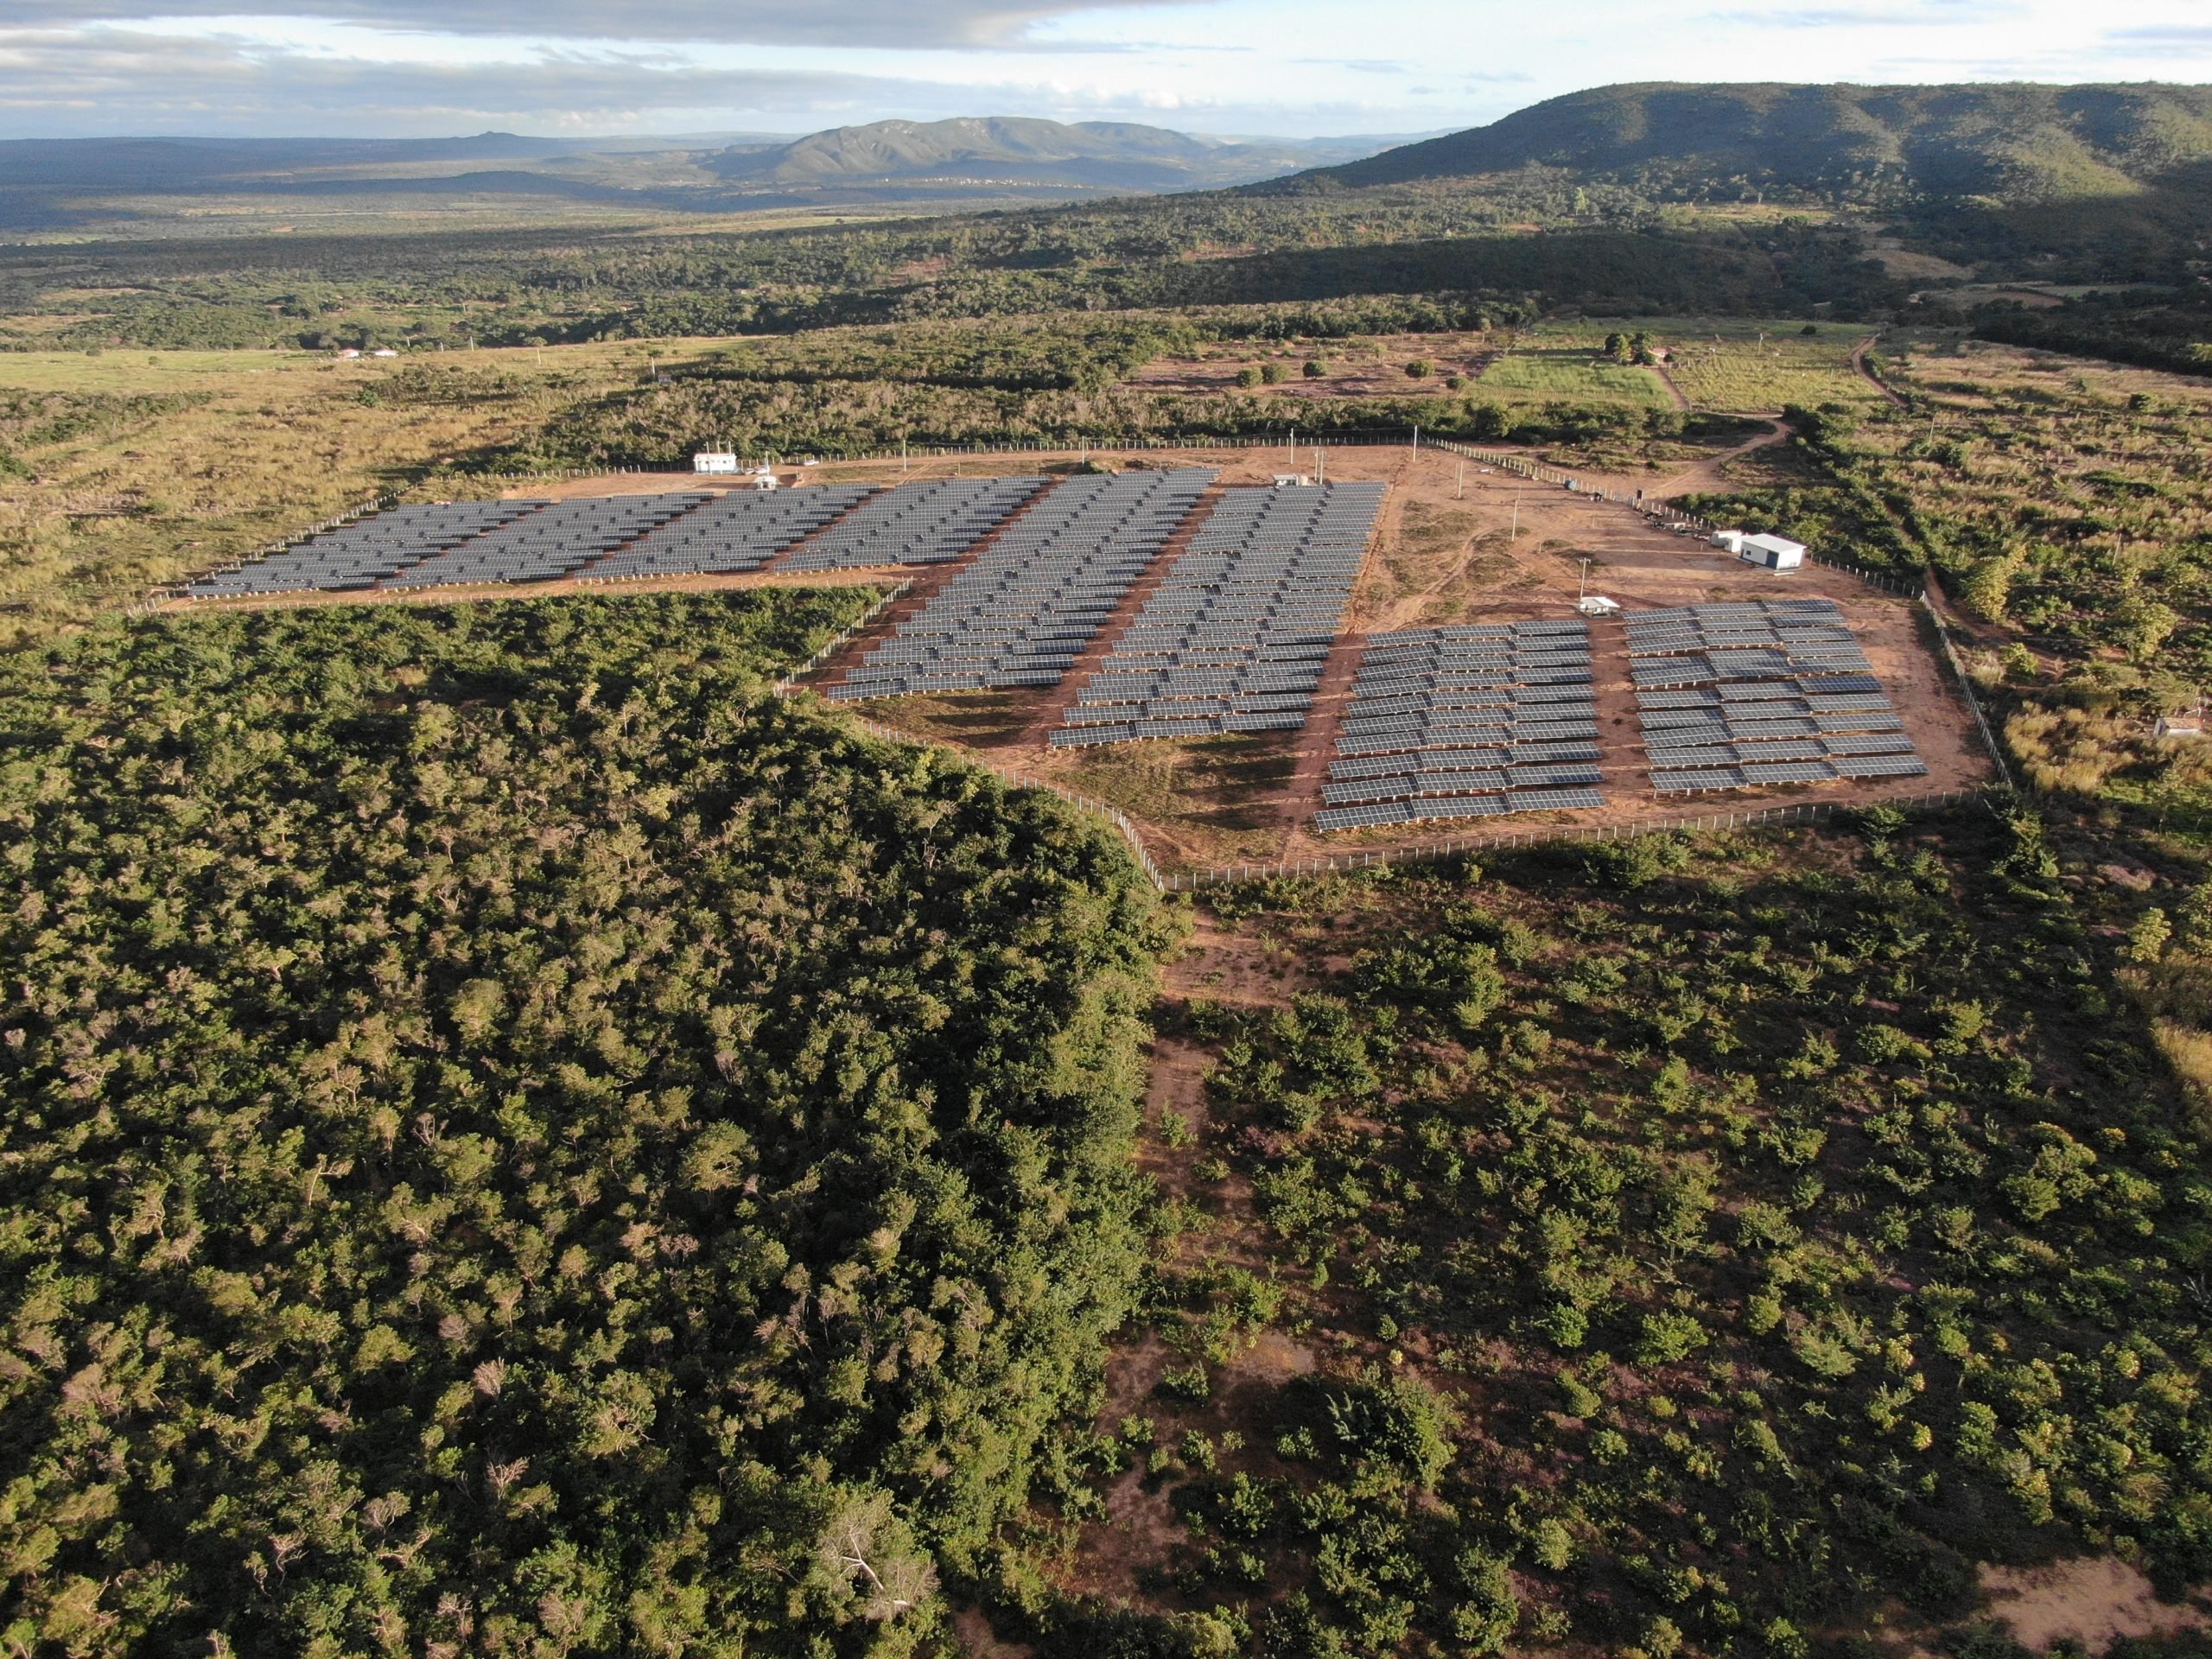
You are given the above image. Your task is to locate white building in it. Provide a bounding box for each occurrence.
[1714,530,1807,570]
[693,452,741,475]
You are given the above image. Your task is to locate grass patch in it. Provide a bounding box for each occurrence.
[1477,347,1673,408]
[1059,733,1300,866]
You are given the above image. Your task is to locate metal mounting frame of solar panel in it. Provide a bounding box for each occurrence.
[1653,769,1746,792]
[1832,754,1930,779]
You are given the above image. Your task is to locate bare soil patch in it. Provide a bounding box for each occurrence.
[1980,1557,2208,1652]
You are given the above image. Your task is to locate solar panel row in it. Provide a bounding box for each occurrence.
[1055,482,1386,747]
[1625,601,1926,797]
[386,495,709,589]
[590,486,875,580]
[777,476,1046,572]
[183,475,1059,601]
[1312,785,1606,835]
[183,500,544,596]
[1313,620,1606,830]
[833,471,1214,702]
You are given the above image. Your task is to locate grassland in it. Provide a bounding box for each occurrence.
[1511,318,1885,413]
[1476,346,1675,408]
[0,342,671,642]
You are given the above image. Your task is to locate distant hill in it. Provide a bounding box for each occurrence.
[706,117,1410,194]
[1267,82,2212,203]
[0,121,1416,234]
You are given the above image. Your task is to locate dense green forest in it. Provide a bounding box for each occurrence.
[0,213,1897,355]
[0,593,1174,1656]
[1092,810,2212,1656]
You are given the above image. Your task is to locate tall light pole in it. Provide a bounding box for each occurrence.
[1511,480,1522,543]
[1579,556,1592,600]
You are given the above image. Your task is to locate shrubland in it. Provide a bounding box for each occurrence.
[1046,809,2212,1656]
[0,591,1175,1656]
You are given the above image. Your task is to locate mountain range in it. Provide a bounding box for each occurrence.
[0,119,1433,233]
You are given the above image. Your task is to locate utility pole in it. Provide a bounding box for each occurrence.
[1579,556,1592,600]
[1316,446,1325,486]
[902,435,908,474]
[1457,460,1465,499]
[1412,423,1420,454]
[1511,480,1522,543]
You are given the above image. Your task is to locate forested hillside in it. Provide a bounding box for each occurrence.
[0,593,1173,1656]
[1280,81,2212,202]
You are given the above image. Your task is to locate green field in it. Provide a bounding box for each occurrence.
[1517,318,1885,413]
[1475,347,1675,408]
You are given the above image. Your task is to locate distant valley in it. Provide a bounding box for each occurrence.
[0,118,1435,236]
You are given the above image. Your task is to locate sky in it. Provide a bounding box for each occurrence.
[0,0,2209,140]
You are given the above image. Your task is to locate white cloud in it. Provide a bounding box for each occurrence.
[0,0,2207,140]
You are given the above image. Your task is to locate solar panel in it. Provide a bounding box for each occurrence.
[833,471,1212,702]
[1832,754,1929,779]
[1053,481,1384,747]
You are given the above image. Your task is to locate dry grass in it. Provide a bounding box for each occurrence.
[0,341,662,643]
[2155,1019,2212,1111]
[1049,733,1300,867]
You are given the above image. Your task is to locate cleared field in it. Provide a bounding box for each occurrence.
[1512,319,1884,413]
[1476,348,1674,407]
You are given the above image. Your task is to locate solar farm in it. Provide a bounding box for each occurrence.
[167,444,1985,874]
[1313,621,1605,833]
[1050,481,1385,747]
[827,470,1215,700]
[1627,601,1929,795]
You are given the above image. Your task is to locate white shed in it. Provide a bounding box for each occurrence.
[693,452,741,475]
[1739,533,1807,570]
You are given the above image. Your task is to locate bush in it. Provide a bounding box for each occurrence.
[1406,359,1433,378]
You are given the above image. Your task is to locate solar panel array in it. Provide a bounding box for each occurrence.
[828,470,1213,702]
[1628,600,1928,794]
[590,486,876,579]
[778,476,1046,572]
[1050,481,1385,748]
[181,478,1049,600]
[1313,620,1607,833]
[1624,597,1877,689]
[385,495,711,589]
[181,501,543,596]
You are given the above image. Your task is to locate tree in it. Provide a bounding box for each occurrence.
[816,1492,940,1624]
[1405,359,1433,379]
